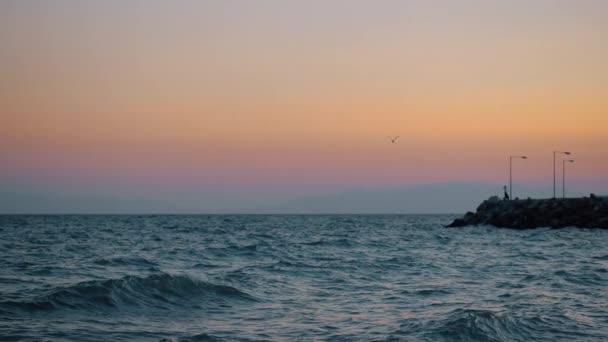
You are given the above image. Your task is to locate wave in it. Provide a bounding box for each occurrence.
[93,256,158,267]
[0,273,256,313]
[300,238,357,247]
[413,288,452,296]
[428,309,524,341]
[158,333,222,342]
[399,308,595,342]
[204,244,260,257]
[178,333,221,342]
[553,269,605,286]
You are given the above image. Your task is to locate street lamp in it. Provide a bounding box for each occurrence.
[563,159,574,198]
[510,155,527,199]
[553,151,571,198]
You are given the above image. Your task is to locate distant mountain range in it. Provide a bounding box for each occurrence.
[256,181,607,214]
[2,180,606,214]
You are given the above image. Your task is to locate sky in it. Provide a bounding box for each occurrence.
[1,0,608,213]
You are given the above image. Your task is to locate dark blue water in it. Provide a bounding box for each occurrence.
[1,215,607,341]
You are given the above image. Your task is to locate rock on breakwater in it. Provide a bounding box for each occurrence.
[447,194,608,229]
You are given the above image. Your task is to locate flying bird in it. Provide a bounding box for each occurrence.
[389,136,400,143]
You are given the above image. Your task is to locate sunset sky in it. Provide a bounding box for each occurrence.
[1,1,607,212]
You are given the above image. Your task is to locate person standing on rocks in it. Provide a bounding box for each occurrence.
[503,185,510,200]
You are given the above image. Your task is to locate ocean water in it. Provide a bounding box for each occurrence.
[1,215,607,341]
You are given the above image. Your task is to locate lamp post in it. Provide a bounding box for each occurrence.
[510,155,527,199]
[563,159,574,198]
[553,151,571,198]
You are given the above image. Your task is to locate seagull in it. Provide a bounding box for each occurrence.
[389,136,400,143]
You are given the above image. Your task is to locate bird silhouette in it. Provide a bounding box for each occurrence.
[389,136,400,143]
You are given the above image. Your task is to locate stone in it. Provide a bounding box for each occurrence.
[446,218,467,228]
[446,197,608,229]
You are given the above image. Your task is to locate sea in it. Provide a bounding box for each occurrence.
[1,215,607,341]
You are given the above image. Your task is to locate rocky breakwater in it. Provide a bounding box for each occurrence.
[447,194,608,229]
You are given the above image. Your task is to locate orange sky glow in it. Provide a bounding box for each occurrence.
[1,1,607,211]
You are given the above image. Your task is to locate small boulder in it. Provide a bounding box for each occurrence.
[446,218,468,228]
[464,211,475,221]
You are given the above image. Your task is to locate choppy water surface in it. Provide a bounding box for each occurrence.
[1,215,607,341]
